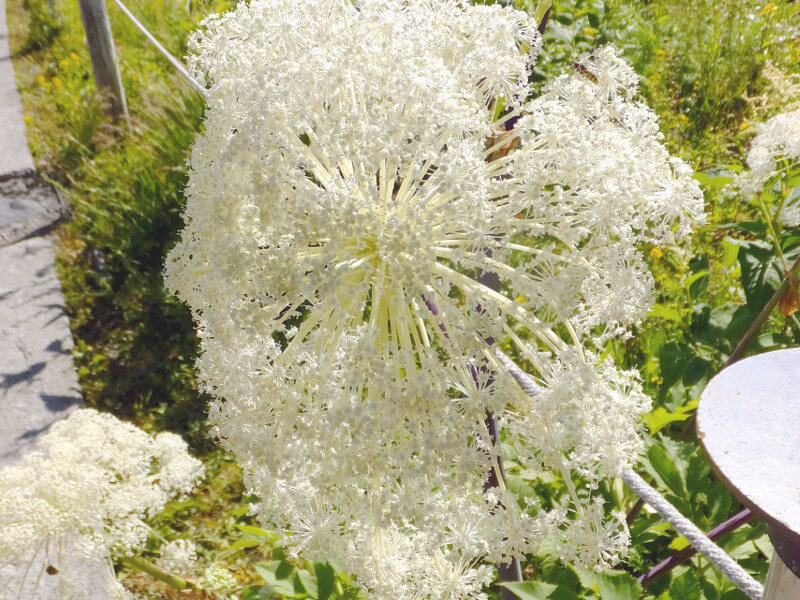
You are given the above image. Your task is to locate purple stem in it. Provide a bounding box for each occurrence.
[421,293,523,600]
[637,508,755,585]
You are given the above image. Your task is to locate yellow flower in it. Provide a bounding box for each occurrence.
[650,375,663,385]
[22,115,32,124]
[649,247,663,260]
[35,73,47,86]
[516,294,527,303]
[583,27,595,37]
[761,2,777,16]
[58,58,70,70]
[70,52,80,61]
[51,76,63,89]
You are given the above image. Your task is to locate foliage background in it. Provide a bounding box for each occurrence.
[5,0,800,597]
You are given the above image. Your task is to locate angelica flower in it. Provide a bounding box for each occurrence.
[158,539,198,575]
[0,409,203,600]
[741,108,800,227]
[166,2,704,599]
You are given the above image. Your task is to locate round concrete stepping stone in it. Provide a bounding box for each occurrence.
[698,348,800,596]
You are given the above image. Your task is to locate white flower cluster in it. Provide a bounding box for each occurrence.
[165,1,704,599]
[743,108,800,227]
[0,409,204,600]
[158,539,198,575]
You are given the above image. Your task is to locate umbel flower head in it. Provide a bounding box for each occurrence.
[165,1,704,599]
[741,108,800,227]
[0,409,204,600]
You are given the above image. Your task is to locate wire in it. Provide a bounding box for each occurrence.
[112,0,206,94]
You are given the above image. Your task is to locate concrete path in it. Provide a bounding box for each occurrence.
[0,0,80,468]
[0,1,110,597]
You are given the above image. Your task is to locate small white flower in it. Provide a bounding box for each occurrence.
[200,563,237,592]
[158,539,198,575]
[740,108,800,227]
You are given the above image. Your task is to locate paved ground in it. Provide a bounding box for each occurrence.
[0,0,79,469]
[0,0,110,596]
[0,0,33,178]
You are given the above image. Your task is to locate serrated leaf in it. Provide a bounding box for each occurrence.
[646,399,697,435]
[574,569,642,600]
[669,571,701,600]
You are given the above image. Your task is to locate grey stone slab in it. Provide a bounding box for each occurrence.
[0,236,81,468]
[0,0,36,178]
[0,172,65,245]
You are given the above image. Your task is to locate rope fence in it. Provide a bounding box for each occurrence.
[74,0,798,597]
[112,0,205,94]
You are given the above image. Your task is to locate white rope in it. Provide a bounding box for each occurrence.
[496,350,765,600]
[112,0,206,94]
[495,349,541,396]
[621,469,763,599]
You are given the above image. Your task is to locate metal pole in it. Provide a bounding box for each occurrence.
[77,0,128,119]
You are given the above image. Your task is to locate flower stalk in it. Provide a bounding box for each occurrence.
[119,556,196,590]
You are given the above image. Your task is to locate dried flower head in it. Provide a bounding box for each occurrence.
[165,1,704,599]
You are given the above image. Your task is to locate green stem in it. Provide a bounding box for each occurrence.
[119,555,195,590]
[757,191,789,272]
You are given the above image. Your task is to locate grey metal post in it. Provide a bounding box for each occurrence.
[77,0,128,119]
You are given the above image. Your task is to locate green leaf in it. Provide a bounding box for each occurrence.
[669,571,702,600]
[241,585,273,600]
[646,399,698,435]
[669,536,690,551]
[647,444,685,496]
[296,568,318,598]
[682,356,711,387]
[498,581,558,600]
[230,538,261,550]
[717,220,767,235]
[648,304,683,322]
[721,238,740,268]
[659,342,693,391]
[254,561,299,598]
[736,239,783,308]
[236,524,277,540]
[686,270,710,300]
[314,562,337,600]
[694,171,734,190]
[574,569,643,600]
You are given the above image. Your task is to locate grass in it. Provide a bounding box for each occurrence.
[7,0,231,450]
